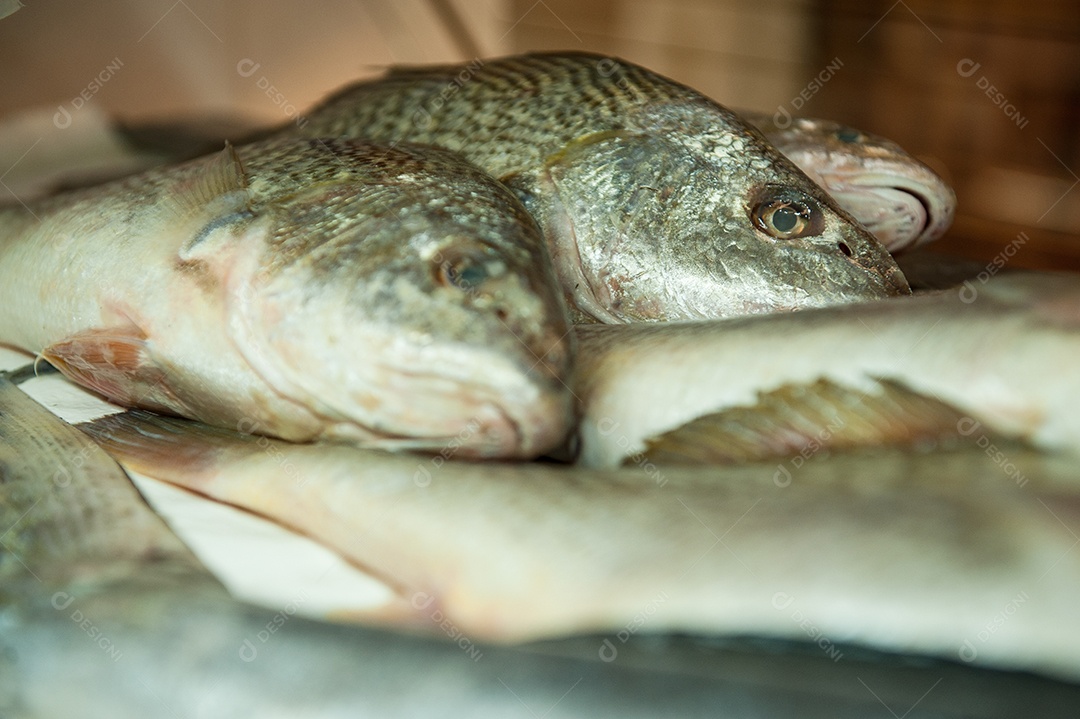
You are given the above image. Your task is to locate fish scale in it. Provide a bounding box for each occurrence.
[269,52,910,322]
[0,374,205,592]
[0,138,575,458]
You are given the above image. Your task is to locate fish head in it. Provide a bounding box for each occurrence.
[226,141,575,459]
[763,118,956,253]
[536,105,910,322]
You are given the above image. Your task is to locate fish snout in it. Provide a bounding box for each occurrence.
[500,379,576,459]
[837,224,912,296]
[449,352,574,460]
[824,167,957,252]
[429,258,576,457]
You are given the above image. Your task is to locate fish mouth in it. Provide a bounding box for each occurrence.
[231,315,573,460]
[820,168,956,252]
[320,365,573,460]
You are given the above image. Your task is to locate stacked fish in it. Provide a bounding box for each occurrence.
[3,52,1080,708]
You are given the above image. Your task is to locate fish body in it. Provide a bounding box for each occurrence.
[0,371,213,597]
[82,410,1080,681]
[573,272,1080,468]
[0,139,574,458]
[277,52,910,322]
[9,585,1080,719]
[9,371,1067,717]
[743,111,956,252]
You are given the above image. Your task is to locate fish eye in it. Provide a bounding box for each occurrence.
[439,258,487,291]
[432,247,493,292]
[750,190,824,240]
[834,127,864,144]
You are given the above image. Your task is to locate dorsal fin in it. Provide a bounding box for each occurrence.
[166,141,250,223]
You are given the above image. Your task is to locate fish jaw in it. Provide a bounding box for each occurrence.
[786,149,957,253]
[225,261,575,460]
[232,314,573,459]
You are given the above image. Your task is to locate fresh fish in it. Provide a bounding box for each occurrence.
[270,52,910,322]
[8,585,1080,718]
[742,110,956,253]
[572,271,1080,468]
[0,138,574,458]
[10,370,1070,717]
[0,370,216,599]
[82,410,1080,680]
[4,107,954,256]
[0,367,195,591]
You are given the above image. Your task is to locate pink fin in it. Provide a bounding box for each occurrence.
[43,328,189,415]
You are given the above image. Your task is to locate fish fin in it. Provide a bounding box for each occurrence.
[165,142,252,239]
[42,328,190,416]
[635,378,1002,466]
[78,410,244,480]
[179,141,248,211]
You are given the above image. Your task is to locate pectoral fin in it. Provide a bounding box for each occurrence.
[43,328,191,417]
[635,378,1013,466]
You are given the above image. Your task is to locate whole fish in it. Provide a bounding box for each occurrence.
[271,52,911,322]
[572,271,1080,468]
[742,111,956,253]
[0,138,575,458]
[82,410,1080,681]
[10,370,1068,717]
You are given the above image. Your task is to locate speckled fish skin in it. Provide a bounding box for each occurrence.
[276,52,910,322]
[81,410,1080,681]
[743,111,956,253]
[0,139,574,459]
[0,372,211,599]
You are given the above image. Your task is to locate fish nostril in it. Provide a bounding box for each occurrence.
[838,242,853,257]
[494,307,509,322]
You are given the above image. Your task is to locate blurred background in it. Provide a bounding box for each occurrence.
[0,0,1076,269]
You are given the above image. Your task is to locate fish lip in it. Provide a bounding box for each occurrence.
[819,167,956,250]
